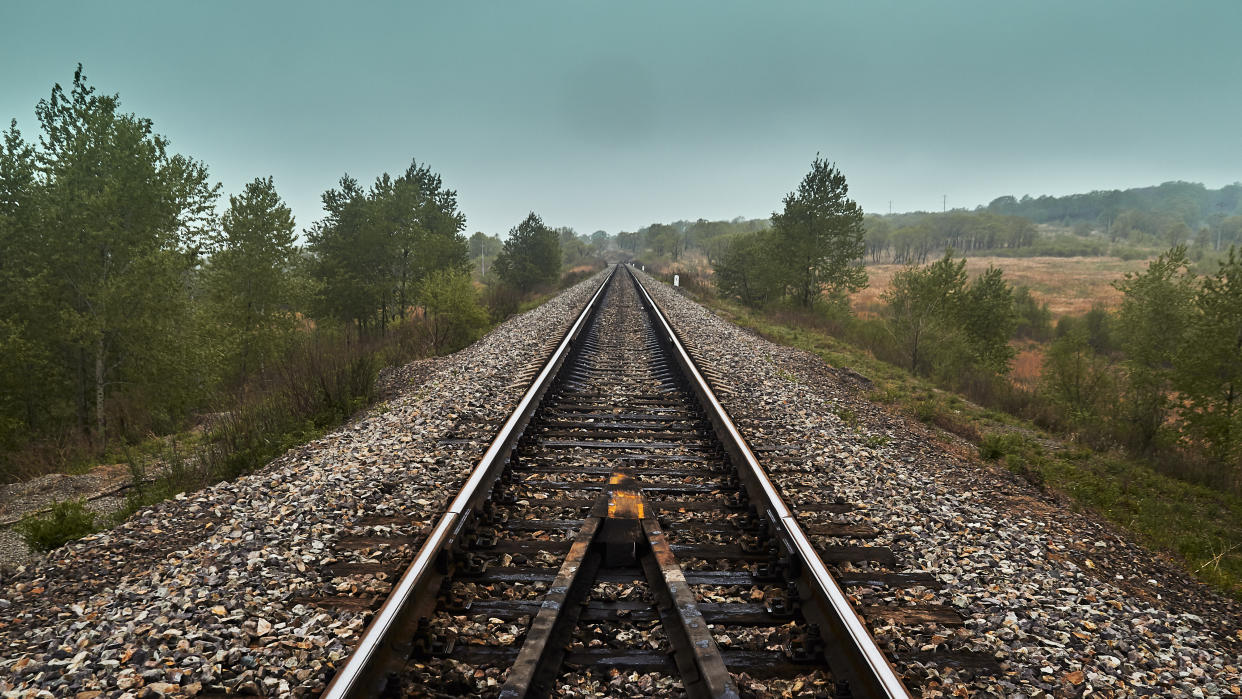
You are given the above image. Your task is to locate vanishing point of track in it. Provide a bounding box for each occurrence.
[323,265,914,698]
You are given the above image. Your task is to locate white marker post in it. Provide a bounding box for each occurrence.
[673,274,680,287]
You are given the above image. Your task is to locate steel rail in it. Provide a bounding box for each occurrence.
[321,265,618,699]
[627,265,911,699]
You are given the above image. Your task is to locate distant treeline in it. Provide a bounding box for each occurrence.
[617,182,1242,267]
[613,217,769,259]
[862,181,1242,264]
[985,180,1242,230]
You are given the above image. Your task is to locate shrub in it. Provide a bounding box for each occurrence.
[914,400,938,423]
[17,499,97,551]
[1004,453,1047,490]
[418,269,489,354]
[979,431,1025,460]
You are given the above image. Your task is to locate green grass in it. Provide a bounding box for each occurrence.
[701,294,1242,598]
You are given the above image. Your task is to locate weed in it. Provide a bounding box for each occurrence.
[864,434,890,449]
[914,401,938,423]
[980,432,1025,460]
[776,368,800,384]
[834,408,857,427]
[17,499,97,552]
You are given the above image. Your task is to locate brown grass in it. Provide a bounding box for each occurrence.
[1011,342,1045,389]
[855,255,1151,319]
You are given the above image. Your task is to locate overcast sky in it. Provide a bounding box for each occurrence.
[3,1,1240,237]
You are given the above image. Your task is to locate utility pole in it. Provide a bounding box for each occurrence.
[942,195,946,213]
[888,200,892,215]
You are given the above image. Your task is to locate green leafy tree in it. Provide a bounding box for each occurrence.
[959,266,1017,374]
[34,66,219,448]
[494,213,561,293]
[374,160,468,323]
[558,226,592,267]
[306,175,388,334]
[469,231,503,274]
[616,231,639,252]
[1113,246,1195,451]
[417,269,489,353]
[883,251,968,374]
[205,176,300,383]
[1175,247,1242,465]
[644,223,682,260]
[307,160,466,336]
[710,231,780,307]
[0,119,56,448]
[1013,286,1052,341]
[770,156,867,307]
[1042,328,1114,424]
[590,230,609,252]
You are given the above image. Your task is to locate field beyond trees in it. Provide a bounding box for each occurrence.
[854,255,1149,319]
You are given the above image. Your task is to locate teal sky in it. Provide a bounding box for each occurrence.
[3,1,1240,237]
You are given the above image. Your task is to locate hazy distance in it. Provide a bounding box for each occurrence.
[3,1,1240,236]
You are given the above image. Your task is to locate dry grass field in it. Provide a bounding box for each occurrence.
[853,255,1151,319]
[666,252,1152,386]
[852,254,1153,386]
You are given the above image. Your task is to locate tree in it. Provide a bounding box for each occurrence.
[1013,286,1052,341]
[307,159,467,336]
[959,266,1017,374]
[710,231,779,307]
[1113,246,1195,451]
[590,230,609,249]
[306,175,388,333]
[0,119,57,448]
[418,269,489,353]
[377,160,468,322]
[494,212,561,293]
[883,251,968,375]
[557,226,592,267]
[770,156,867,307]
[34,65,219,448]
[644,223,682,259]
[616,231,639,252]
[468,231,502,274]
[1175,247,1242,465]
[205,176,300,383]
[1042,328,1114,424]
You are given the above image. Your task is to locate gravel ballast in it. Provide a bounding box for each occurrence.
[635,269,1242,698]
[0,271,607,697]
[3,265,1240,698]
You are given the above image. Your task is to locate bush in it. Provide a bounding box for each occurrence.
[988,235,1107,258]
[17,499,97,551]
[979,431,1025,460]
[1013,286,1052,341]
[418,269,489,354]
[1004,453,1047,490]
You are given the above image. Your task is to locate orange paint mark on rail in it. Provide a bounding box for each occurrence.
[607,472,644,519]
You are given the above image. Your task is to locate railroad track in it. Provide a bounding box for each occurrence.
[321,265,949,697]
